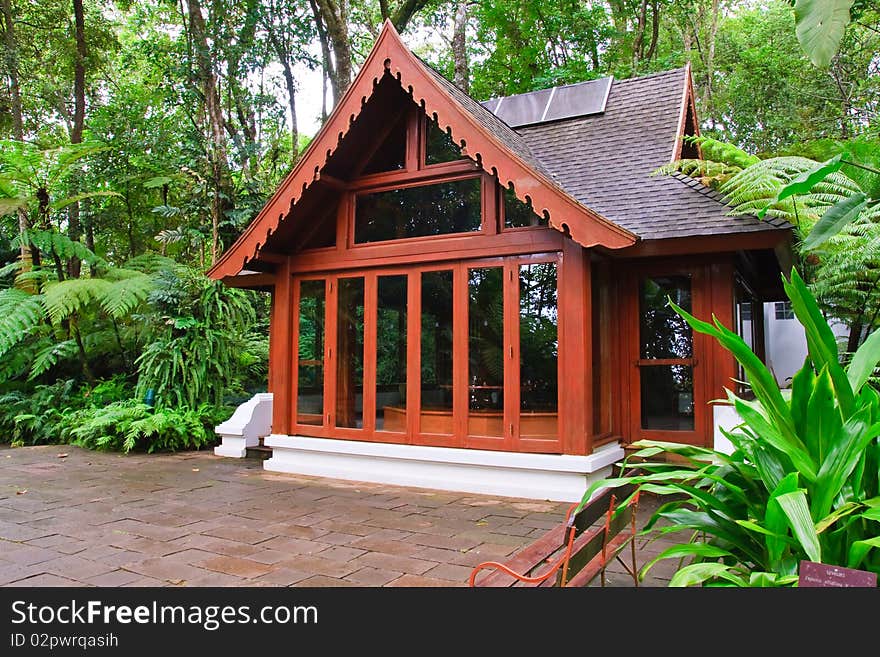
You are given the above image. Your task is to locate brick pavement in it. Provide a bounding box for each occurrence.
[0,444,678,587]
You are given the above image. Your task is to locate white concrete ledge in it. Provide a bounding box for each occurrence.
[214,392,273,458]
[263,434,624,502]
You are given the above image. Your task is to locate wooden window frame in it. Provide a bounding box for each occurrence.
[289,253,563,453]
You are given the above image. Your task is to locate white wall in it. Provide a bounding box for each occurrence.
[763,302,849,387]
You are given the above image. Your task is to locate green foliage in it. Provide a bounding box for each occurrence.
[63,400,221,453]
[134,265,260,409]
[581,270,880,586]
[794,0,855,67]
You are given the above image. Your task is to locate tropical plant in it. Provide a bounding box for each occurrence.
[61,399,225,453]
[579,269,880,587]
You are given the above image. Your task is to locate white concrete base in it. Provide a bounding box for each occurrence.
[214,392,273,458]
[262,434,624,502]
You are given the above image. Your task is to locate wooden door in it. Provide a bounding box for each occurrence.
[628,267,709,445]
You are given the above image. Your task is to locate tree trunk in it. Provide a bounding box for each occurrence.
[186,0,233,265]
[1,0,32,284]
[267,29,299,163]
[68,0,87,279]
[451,0,469,93]
[312,0,352,107]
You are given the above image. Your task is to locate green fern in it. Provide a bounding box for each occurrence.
[98,273,153,319]
[42,278,112,325]
[0,289,45,358]
[28,339,78,380]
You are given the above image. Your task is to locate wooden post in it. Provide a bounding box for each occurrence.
[270,256,293,435]
[559,239,590,455]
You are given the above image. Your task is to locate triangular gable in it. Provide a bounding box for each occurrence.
[671,62,702,162]
[208,20,635,280]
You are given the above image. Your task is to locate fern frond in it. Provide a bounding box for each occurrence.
[42,278,111,325]
[28,339,78,380]
[99,274,153,319]
[682,135,760,169]
[0,288,46,357]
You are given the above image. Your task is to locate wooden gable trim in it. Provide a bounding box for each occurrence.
[208,20,634,281]
[671,62,702,162]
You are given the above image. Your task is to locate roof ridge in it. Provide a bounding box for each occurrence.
[612,67,688,86]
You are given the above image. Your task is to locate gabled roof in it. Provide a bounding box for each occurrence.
[208,20,634,280]
[508,68,790,239]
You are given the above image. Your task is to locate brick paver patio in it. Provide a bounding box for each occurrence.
[0,444,679,587]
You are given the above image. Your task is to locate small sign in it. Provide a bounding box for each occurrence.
[798,561,877,588]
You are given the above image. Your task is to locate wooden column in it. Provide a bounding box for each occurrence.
[270,256,293,435]
[559,239,591,455]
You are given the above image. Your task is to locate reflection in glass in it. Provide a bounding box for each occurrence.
[425,117,463,165]
[421,271,454,432]
[376,275,408,432]
[639,276,693,359]
[468,268,504,437]
[504,187,547,228]
[335,278,364,428]
[361,110,407,175]
[297,280,325,426]
[355,178,481,244]
[520,263,558,438]
[640,365,695,431]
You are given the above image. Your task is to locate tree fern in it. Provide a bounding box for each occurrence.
[41,278,112,325]
[98,273,153,319]
[0,289,45,358]
[28,339,79,380]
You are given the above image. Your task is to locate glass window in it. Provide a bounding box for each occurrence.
[640,365,695,431]
[775,301,794,320]
[504,187,547,228]
[355,178,481,244]
[360,111,407,175]
[468,267,504,437]
[335,277,364,429]
[420,270,454,433]
[520,263,558,438]
[297,280,326,426]
[638,275,695,431]
[376,275,408,433]
[425,117,464,165]
[640,276,693,359]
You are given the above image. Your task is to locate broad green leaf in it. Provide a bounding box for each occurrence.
[733,396,816,481]
[669,562,747,587]
[783,270,855,418]
[803,192,868,249]
[847,536,880,569]
[790,364,815,444]
[794,0,855,68]
[847,325,880,394]
[766,473,801,564]
[805,367,840,464]
[775,490,821,562]
[772,153,845,205]
[858,507,880,522]
[0,197,27,216]
[640,543,733,581]
[816,501,863,533]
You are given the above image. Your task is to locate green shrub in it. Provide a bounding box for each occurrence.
[582,269,880,586]
[61,399,225,453]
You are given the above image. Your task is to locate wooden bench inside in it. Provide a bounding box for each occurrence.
[468,469,643,588]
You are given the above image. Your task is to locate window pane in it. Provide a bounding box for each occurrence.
[297,280,325,426]
[468,268,504,437]
[425,117,463,165]
[421,270,454,434]
[640,276,693,359]
[640,365,695,431]
[504,187,547,228]
[376,275,408,433]
[355,178,481,244]
[520,263,558,438]
[361,111,407,175]
[335,278,364,429]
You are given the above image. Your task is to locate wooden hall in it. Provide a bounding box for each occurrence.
[209,21,792,502]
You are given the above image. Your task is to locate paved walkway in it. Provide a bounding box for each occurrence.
[0,444,679,587]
